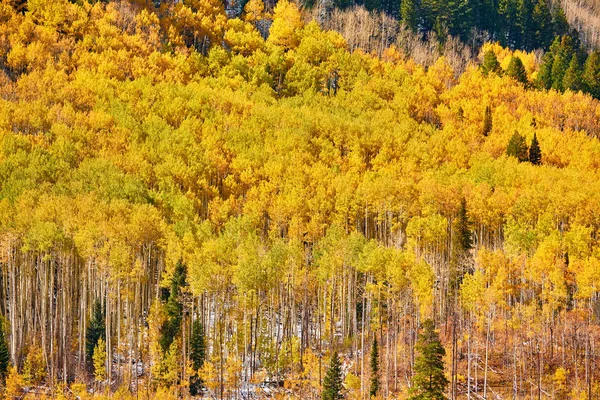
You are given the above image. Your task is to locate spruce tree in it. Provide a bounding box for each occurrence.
[322,352,343,400]
[531,0,552,48]
[481,51,501,76]
[400,0,419,33]
[159,260,186,353]
[583,51,600,99]
[450,198,472,291]
[409,320,448,400]
[506,56,528,85]
[189,319,206,396]
[563,54,583,92]
[528,133,542,165]
[0,318,10,380]
[536,51,554,89]
[552,7,570,37]
[86,300,105,362]
[506,132,528,162]
[370,337,379,398]
[481,105,492,136]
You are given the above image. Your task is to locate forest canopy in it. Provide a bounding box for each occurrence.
[0,0,600,399]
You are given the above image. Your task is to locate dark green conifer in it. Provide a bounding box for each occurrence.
[322,352,344,400]
[506,56,528,84]
[563,54,583,92]
[528,133,542,165]
[85,299,105,362]
[481,51,501,76]
[583,51,600,99]
[0,317,10,380]
[370,337,380,398]
[409,320,448,400]
[159,260,186,353]
[190,319,206,395]
[531,0,552,48]
[506,132,528,162]
[401,0,419,32]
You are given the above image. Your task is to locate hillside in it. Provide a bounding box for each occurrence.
[1,1,600,399]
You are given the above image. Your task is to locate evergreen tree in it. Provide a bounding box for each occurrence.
[450,198,472,291]
[481,105,492,136]
[517,0,535,50]
[322,352,344,400]
[409,320,448,400]
[499,0,521,48]
[481,51,501,76]
[85,300,105,362]
[550,35,576,91]
[563,54,583,92]
[159,260,187,353]
[552,7,570,37]
[536,51,554,89]
[400,0,419,32]
[583,51,600,99]
[531,0,553,48]
[189,319,206,396]
[528,132,542,165]
[0,318,10,381]
[506,132,528,162]
[370,337,380,398]
[506,56,528,84]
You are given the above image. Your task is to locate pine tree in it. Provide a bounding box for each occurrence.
[370,337,380,398]
[86,300,105,362]
[322,352,343,400]
[401,0,419,33]
[506,56,528,84]
[552,6,570,37]
[563,54,583,92]
[409,320,448,400]
[189,319,206,396]
[159,260,187,353]
[531,0,552,48]
[528,132,542,165]
[536,51,554,89]
[481,51,501,76]
[450,198,472,292]
[517,0,535,50]
[481,105,492,136]
[583,51,600,99]
[0,317,10,381]
[550,35,576,91]
[506,132,529,162]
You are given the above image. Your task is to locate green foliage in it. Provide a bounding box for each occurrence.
[370,337,379,398]
[529,132,542,165]
[189,319,206,395]
[85,300,105,363]
[506,132,529,162]
[450,198,472,291]
[400,0,419,32]
[409,320,448,400]
[506,56,528,84]
[583,50,600,99]
[159,260,187,353]
[481,51,501,76]
[563,54,583,92]
[0,317,10,381]
[322,352,343,400]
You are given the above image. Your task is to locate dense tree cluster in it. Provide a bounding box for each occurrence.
[0,0,600,399]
